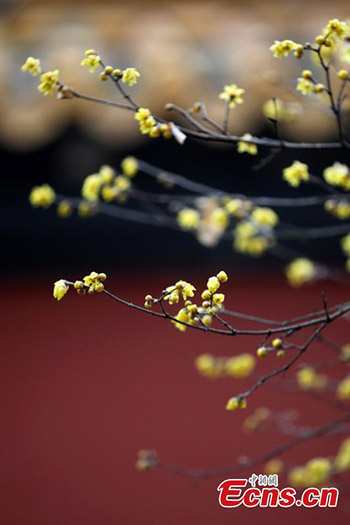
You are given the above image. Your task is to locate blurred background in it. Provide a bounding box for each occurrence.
[1,1,350,524]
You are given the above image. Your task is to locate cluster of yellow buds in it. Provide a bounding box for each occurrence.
[194,353,255,379]
[78,271,107,295]
[81,164,132,203]
[29,184,56,208]
[226,396,247,410]
[53,272,107,300]
[219,84,245,108]
[336,375,350,400]
[324,199,350,220]
[237,134,258,155]
[333,438,350,473]
[145,271,228,332]
[98,64,141,86]
[289,457,332,487]
[135,450,158,471]
[283,160,309,187]
[256,338,285,358]
[134,108,172,139]
[285,258,316,287]
[323,162,350,190]
[296,70,326,96]
[163,280,196,304]
[269,40,303,59]
[243,407,270,432]
[296,366,328,391]
[53,272,107,301]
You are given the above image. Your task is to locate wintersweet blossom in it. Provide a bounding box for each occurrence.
[38,70,59,95]
[21,57,41,76]
[283,161,309,187]
[219,84,245,108]
[53,280,69,301]
[121,68,140,86]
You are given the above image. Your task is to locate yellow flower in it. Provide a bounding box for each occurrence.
[135,108,151,122]
[288,467,307,487]
[217,270,228,283]
[195,354,219,378]
[323,162,350,190]
[269,40,298,58]
[177,208,200,230]
[80,54,100,73]
[83,271,106,294]
[225,354,256,378]
[325,200,350,220]
[139,116,156,135]
[121,157,138,177]
[81,174,102,201]
[38,70,59,95]
[251,207,278,227]
[181,282,196,300]
[29,184,56,208]
[99,165,115,184]
[237,134,258,155]
[306,458,332,485]
[337,376,350,400]
[121,68,140,86]
[172,308,189,332]
[296,367,327,391]
[219,84,245,108]
[323,19,349,40]
[21,57,42,76]
[226,397,247,410]
[257,347,267,358]
[285,258,316,287]
[53,280,69,301]
[296,77,313,95]
[212,293,225,308]
[283,161,309,187]
[101,185,118,202]
[115,175,131,192]
[207,276,220,294]
[272,338,283,349]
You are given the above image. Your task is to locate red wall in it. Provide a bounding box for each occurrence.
[1,271,349,524]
